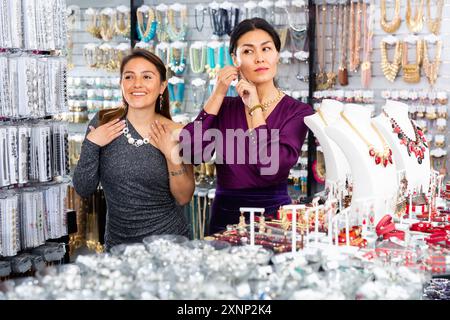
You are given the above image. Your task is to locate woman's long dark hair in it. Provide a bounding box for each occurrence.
[99,49,171,125]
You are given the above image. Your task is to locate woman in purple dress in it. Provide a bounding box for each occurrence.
[181,18,313,234]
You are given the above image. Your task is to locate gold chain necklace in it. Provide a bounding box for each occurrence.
[406,0,424,33]
[349,0,361,72]
[86,10,101,39]
[340,111,393,167]
[316,4,327,90]
[423,39,442,86]
[426,0,444,34]
[100,13,115,41]
[380,39,402,82]
[327,4,338,89]
[380,0,401,33]
[261,89,284,110]
[402,40,423,83]
[115,10,130,36]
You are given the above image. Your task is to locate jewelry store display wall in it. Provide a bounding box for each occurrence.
[0,0,70,275]
[312,0,450,177]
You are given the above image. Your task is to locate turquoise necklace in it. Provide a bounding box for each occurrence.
[205,43,225,79]
[136,7,157,43]
[168,78,185,115]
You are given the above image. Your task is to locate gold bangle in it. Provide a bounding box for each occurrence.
[248,104,265,116]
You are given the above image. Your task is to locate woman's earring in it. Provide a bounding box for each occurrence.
[159,94,163,112]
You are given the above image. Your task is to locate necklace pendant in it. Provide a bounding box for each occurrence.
[375,155,382,165]
[369,148,375,157]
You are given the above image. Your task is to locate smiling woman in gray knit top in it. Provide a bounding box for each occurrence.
[73,50,194,250]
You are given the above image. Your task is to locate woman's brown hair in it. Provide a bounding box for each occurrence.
[98,49,171,125]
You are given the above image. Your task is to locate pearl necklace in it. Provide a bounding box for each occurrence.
[122,121,149,147]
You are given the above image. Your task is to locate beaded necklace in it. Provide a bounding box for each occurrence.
[167,5,187,41]
[205,42,225,79]
[168,77,185,115]
[136,7,157,43]
[189,42,207,74]
[426,0,443,34]
[168,42,187,76]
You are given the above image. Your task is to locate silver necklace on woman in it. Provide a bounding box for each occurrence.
[122,119,150,147]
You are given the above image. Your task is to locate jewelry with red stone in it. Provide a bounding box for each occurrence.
[383,110,428,164]
[340,111,393,167]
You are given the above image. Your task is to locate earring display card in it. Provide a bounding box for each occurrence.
[0,194,20,257]
[0,128,10,188]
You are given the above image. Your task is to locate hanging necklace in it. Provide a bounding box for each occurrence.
[195,5,206,32]
[168,43,187,76]
[123,120,150,147]
[284,3,306,32]
[189,42,207,74]
[276,27,289,51]
[315,4,327,90]
[380,0,401,33]
[168,77,185,115]
[426,0,443,34]
[210,8,223,36]
[326,4,338,89]
[340,111,393,167]
[338,2,348,86]
[99,10,115,42]
[402,40,423,84]
[406,0,424,33]
[167,5,188,41]
[155,42,169,66]
[115,6,130,37]
[221,6,240,36]
[361,1,374,88]
[383,110,427,164]
[155,8,169,42]
[136,7,157,43]
[349,0,361,72]
[380,39,402,82]
[205,42,224,79]
[423,39,442,86]
[85,8,101,39]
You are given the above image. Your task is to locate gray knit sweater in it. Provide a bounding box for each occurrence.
[72,114,188,250]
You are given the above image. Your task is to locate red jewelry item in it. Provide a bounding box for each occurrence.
[410,222,433,232]
[383,110,428,164]
[375,215,396,236]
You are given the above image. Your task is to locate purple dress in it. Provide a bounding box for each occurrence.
[181,95,313,234]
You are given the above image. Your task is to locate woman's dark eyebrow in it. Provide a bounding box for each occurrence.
[241,40,273,47]
[123,70,156,75]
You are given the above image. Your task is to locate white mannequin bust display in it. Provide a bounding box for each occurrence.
[325,104,398,225]
[372,99,430,193]
[304,99,351,186]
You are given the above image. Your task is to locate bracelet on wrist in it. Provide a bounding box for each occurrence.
[248,104,266,116]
